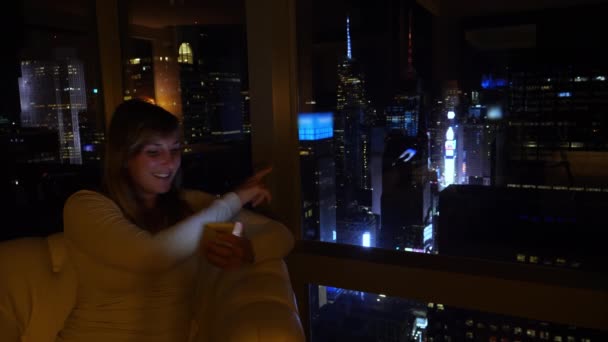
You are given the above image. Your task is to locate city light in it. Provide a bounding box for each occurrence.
[362,232,371,247]
[481,74,507,89]
[392,148,417,166]
[298,112,334,140]
[423,224,433,243]
[447,110,455,119]
[346,16,352,60]
[93,88,98,94]
[487,105,503,120]
[446,127,454,141]
[415,317,428,329]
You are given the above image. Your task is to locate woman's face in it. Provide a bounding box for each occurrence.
[127,132,182,203]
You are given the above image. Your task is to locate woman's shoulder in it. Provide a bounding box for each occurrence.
[66,189,109,200]
[64,190,117,211]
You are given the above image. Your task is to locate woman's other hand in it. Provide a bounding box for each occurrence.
[201,223,254,269]
[234,167,272,207]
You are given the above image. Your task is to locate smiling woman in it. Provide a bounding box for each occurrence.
[55,98,295,342]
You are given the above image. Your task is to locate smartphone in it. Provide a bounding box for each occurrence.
[203,222,235,244]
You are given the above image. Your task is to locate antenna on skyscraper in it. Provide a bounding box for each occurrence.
[406,8,416,80]
[346,15,352,60]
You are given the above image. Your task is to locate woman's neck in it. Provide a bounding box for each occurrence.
[140,194,157,209]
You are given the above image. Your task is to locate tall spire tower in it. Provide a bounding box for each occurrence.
[346,15,353,60]
[406,8,416,80]
[335,13,373,226]
[386,5,423,137]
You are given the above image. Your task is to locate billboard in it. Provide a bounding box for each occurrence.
[298,112,333,141]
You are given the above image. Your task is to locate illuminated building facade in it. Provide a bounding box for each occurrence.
[299,112,336,243]
[78,105,105,164]
[123,38,156,102]
[499,66,608,187]
[18,52,86,164]
[443,126,456,186]
[336,209,378,247]
[385,8,422,139]
[431,81,464,187]
[385,94,420,137]
[426,303,604,342]
[459,122,495,185]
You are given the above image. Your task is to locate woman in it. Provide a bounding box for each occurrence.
[57,99,294,341]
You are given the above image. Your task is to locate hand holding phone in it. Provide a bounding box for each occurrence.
[201,222,254,269]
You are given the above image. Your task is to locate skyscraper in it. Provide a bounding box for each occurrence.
[176,26,247,144]
[18,50,86,164]
[498,65,608,187]
[438,184,607,271]
[459,122,495,185]
[385,7,423,138]
[434,81,464,187]
[379,130,431,250]
[335,15,373,216]
[124,38,156,101]
[299,112,336,243]
[379,6,432,251]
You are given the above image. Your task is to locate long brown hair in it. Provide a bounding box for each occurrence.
[103,99,192,232]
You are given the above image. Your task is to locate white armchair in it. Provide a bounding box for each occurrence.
[0,233,305,342]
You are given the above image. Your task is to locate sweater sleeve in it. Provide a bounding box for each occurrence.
[184,190,294,262]
[63,190,242,273]
[181,189,295,262]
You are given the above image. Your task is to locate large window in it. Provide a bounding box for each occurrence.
[296,0,608,268]
[294,0,608,340]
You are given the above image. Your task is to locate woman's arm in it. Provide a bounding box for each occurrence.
[184,190,295,264]
[63,190,241,273]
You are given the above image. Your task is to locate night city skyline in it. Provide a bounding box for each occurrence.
[297,1,608,341]
[2,1,607,341]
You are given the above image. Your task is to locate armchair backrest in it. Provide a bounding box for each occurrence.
[0,233,77,342]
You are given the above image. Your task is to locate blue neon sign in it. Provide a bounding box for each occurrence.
[298,112,334,141]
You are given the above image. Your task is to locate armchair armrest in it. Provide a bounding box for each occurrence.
[193,259,305,342]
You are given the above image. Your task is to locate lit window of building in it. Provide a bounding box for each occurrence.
[177,42,193,64]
